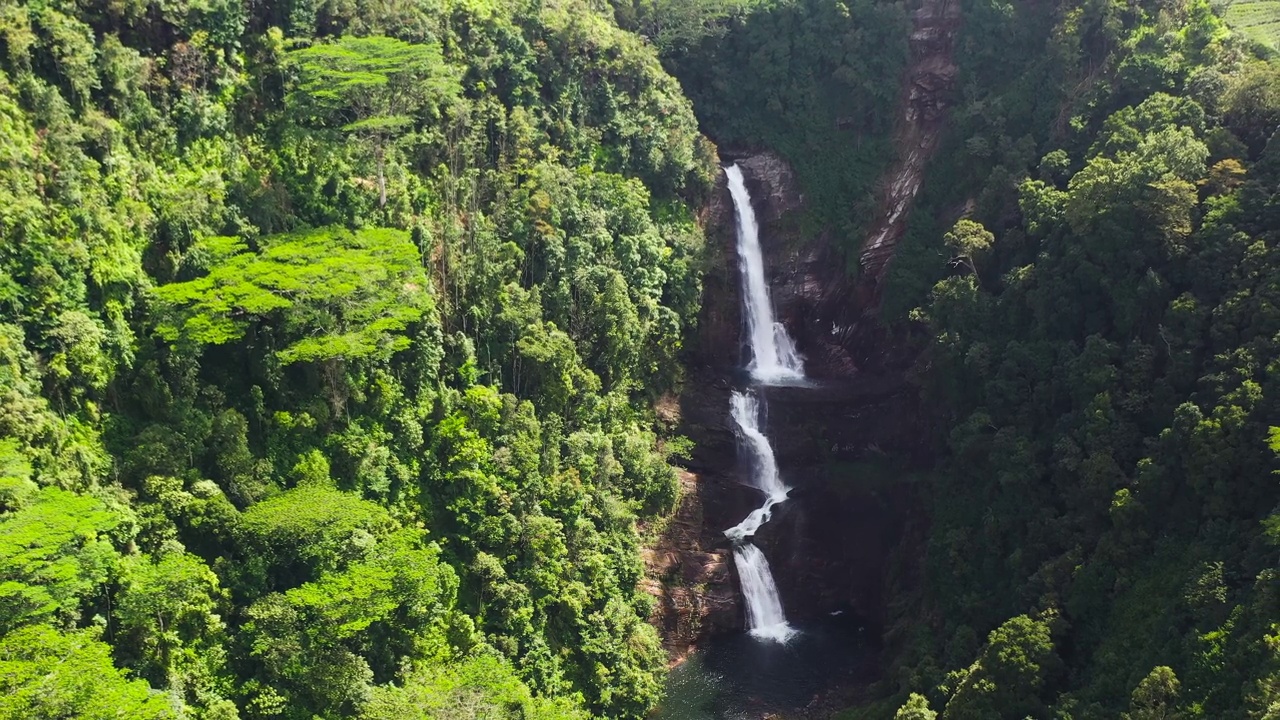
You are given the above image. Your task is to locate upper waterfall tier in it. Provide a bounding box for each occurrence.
[724,164,805,385]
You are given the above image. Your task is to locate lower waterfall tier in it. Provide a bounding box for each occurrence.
[731,543,795,642]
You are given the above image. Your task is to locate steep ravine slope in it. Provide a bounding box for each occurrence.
[859,0,961,293]
[645,153,933,663]
[642,0,963,680]
[647,1,1280,717]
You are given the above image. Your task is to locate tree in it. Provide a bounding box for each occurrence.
[242,528,459,719]
[896,692,938,719]
[237,485,396,591]
[0,439,36,512]
[287,35,459,207]
[576,596,665,719]
[0,488,121,634]
[0,625,172,719]
[115,551,226,691]
[362,653,588,720]
[515,321,601,416]
[1201,158,1247,196]
[1123,666,1183,720]
[156,228,432,362]
[154,227,436,416]
[1221,61,1280,158]
[943,219,994,278]
[614,0,757,53]
[942,614,1060,720]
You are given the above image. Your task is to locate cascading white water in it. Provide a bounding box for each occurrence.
[733,544,796,642]
[724,391,788,542]
[722,165,803,644]
[724,164,805,385]
[723,393,797,642]
[729,392,787,498]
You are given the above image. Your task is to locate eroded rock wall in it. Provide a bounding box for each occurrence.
[646,153,931,658]
[859,0,961,285]
[642,470,741,662]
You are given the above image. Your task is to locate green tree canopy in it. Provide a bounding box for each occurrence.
[942,615,1060,720]
[1123,666,1183,720]
[0,488,121,634]
[0,625,172,719]
[287,35,460,206]
[895,692,938,720]
[237,485,397,591]
[242,528,459,718]
[362,652,589,720]
[154,227,434,366]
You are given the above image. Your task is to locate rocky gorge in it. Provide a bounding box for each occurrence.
[643,152,934,664]
[642,0,964,690]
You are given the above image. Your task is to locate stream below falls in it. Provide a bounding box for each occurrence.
[653,615,877,719]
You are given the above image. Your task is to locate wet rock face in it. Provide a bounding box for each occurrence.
[860,0,961,285]
[751,381,926,627]
[696,151,822,375]
[642,471,742,661]
[660,368,926,644]
[695,169,744,373]
[736,153,804,225]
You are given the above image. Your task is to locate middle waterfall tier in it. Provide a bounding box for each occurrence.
[725,390,788,542]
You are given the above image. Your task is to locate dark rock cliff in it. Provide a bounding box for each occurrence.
[645,0,958,689]
[646,151,932,659]
[641,468,740,662]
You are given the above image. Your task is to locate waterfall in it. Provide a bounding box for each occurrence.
[724,391,788,542]
[733,544,796,642]
[729,392,787,498]
[724,164,805,384]
[722,165,800,643]
[720,165,804,644]
[724,390,795,641]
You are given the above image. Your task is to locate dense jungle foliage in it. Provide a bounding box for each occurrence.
[0,0,716,717]
[6,0,1280,717]
[842,0,1275,718]
[621,0,1280,717]
[613,0,911,250]
[888,2,1280,718]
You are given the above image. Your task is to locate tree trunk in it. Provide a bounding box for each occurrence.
[376,142,387,208]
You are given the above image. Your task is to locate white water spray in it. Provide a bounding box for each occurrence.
[724,392,794,641]
[733,544,797,642]
[721,165,804,643]
[724,164,805,384]
[724,392,788,542]
[729,392,787,498]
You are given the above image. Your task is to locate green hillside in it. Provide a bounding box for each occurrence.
[0,0,1278,719]
[1224,0,1280,50]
